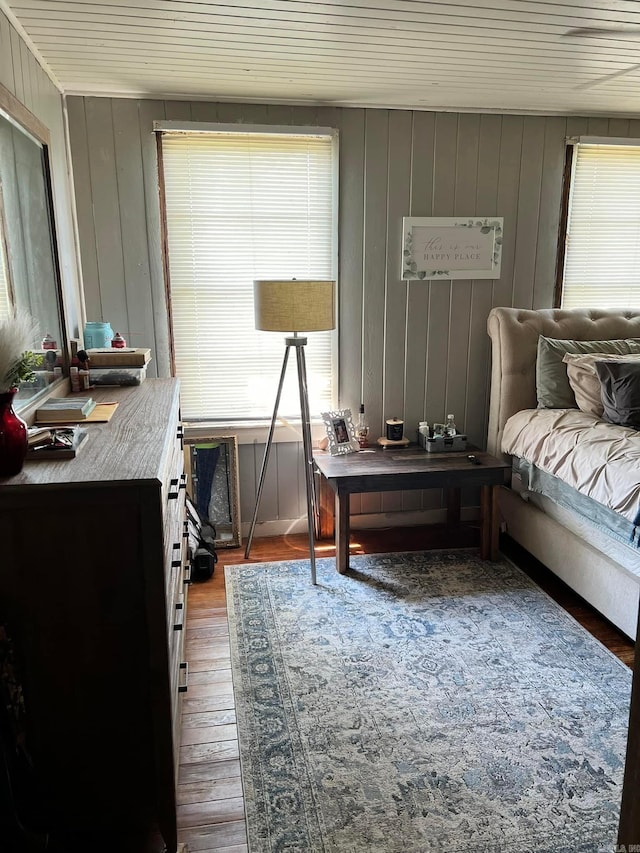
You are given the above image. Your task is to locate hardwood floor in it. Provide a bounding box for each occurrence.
[176,526,636,851]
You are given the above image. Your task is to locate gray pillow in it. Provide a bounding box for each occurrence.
[536,336,640,409]
[595,360,640,429]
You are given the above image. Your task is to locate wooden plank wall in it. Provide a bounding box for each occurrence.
[65,95,640,530]
[0,8,83,339]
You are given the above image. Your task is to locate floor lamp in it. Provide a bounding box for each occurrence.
[244,279,336,585]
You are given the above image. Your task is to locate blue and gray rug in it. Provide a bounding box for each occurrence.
[225,550,631,852]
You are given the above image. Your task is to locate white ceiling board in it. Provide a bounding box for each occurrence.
[6,0,640,114]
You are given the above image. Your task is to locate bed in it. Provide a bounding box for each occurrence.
[487,306,640,640]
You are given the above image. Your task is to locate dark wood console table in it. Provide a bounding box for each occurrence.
[314,445,510,573]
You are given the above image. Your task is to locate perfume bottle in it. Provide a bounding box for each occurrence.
[445,414,457,436]
[356,403,370,449]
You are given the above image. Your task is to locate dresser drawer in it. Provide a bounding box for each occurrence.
[173,653,188,779]
[165,536,185,635]
[169,579,189,781]
[169,590,186,682]
[164,469,186,556]
[163,418,187,619]
[162,415,186,532]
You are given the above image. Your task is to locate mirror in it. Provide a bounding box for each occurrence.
[184,434,242,548]
[0,84,67,411]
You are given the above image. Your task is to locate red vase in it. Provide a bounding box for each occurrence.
[0,389,28,477]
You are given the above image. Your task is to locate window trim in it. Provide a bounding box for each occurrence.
[155,121,340,427]
[154,120,337,138]
[553,142,574,309]
[555,135,640,310]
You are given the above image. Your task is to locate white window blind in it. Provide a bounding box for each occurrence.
[160,129,337,421]
[562,143,640,309]
[0,244,9,323]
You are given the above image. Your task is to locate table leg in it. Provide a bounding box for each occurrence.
[316,471,335,540]
[491,484,501,559]
[335,492,350,574]
[480,485,500,560]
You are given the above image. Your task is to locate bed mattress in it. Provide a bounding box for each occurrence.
[510,471,640,581]
[502,409,640,540]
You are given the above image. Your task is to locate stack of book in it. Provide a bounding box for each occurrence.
[86,348,151,368]
[27,426,88,459]
[35,397,96,424]
[86,348,151,387]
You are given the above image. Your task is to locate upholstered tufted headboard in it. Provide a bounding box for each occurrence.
[486,307,640,458]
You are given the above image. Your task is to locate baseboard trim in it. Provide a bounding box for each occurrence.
[241,506,480,540]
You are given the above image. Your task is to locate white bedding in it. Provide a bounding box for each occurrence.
[501,408,640,525]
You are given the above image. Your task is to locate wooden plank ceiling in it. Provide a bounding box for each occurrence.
[6,0,640,115]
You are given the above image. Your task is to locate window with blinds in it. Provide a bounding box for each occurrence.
[159,128,337,421]
[562,142,640,310]
[0,231,10,323]
[0,191,10,323]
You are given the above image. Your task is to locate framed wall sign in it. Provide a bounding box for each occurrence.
[402,217,503,280]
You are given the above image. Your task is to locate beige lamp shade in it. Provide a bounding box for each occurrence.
[254,279,335,332]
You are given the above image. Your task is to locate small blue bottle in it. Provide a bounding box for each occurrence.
[83,321,114,349]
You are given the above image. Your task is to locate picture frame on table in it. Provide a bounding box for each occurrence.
[321,409,360,455]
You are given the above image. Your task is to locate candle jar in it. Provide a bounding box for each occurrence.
[83,321,114,349]
[385,418,404,441]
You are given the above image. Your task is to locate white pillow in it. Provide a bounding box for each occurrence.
[562,352,640,416]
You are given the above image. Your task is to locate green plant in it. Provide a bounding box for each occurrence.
[5,350,43,389]
[0,310,42,393]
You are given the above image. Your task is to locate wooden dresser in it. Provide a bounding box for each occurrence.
[0,379,188,851]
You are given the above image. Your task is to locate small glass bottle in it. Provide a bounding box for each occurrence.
[355,403,370,449]
[445,414,457,436]
[70,366,81,393]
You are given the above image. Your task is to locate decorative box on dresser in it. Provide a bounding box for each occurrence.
[0,378,188,852]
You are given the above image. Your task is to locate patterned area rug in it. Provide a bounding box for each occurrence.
[225,550,631,853]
